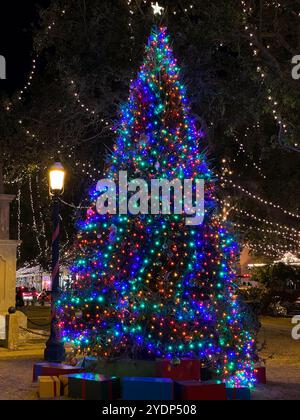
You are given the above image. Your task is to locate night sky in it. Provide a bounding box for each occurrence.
[0,1,49,94]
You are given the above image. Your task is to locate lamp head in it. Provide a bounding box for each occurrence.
[49,162,65,196]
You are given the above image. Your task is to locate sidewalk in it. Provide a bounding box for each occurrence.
[0,342,45,359]
[0,334,72,359]
[0,357,40,400]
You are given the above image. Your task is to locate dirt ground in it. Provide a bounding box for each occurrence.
[0,317,299,400]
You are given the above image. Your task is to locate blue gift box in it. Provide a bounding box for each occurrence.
[122,377,174,400]
[226,388,251,400]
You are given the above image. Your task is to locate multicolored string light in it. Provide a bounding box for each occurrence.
[58,26,255,387]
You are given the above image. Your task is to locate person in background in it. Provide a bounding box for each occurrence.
[39,289,47,306]
[16,288,24,308]
[31,287,38,306]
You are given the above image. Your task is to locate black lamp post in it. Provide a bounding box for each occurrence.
[44,162,66,362]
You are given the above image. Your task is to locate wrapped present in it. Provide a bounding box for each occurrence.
[82,357,98,372]
[65,355,81,367]
[175,381,227,401]
[226,388,251,401]
[33,362,84,383]
[59,375,69,397]
[254,367,267,384]
[94,359,156,377]
[38,376,60,399]
[34,363,60,383]
[122,377,174,401]
[156,359,201,381]
[200,367,212,382]
[67,373,121,400]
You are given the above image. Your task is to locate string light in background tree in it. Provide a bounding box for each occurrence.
[233,221,299,245]
[246,243,279,259]
[229,205,300,235]
[240,0,300,152]
[249,240,298,255]
[233,128,266,179]
[4,8,67,112]
[17,186,22,259]
[69,80,113,129]
[220,176,300,219]
[28,174,43,254]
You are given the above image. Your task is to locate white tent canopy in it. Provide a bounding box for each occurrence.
[274,252,300,266]
[16,265,71,291]
[16,266,44,277]
[17,265,70,277]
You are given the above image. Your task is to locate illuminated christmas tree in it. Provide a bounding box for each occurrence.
[58,27,255,387]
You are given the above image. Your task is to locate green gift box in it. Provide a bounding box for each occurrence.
[82,357,98,372]
[67,373,121,400]
[94,359,157,378]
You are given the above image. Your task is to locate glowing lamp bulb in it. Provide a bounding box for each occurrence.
[49,162,65,195]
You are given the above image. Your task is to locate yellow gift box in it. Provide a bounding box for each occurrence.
[38,376,61,399]
[59,375,69,397]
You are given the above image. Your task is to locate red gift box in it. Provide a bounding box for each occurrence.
[33,362,84,383]
[175,381,227,401]
[156,359,201,381]
[254,367,267,384]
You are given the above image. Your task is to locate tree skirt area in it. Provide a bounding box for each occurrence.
[0,317,299,400]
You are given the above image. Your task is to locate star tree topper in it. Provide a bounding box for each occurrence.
[152,2,164,16]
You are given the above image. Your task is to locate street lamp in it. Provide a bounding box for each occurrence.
[49,162,65,195]
[44,162,66,362]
